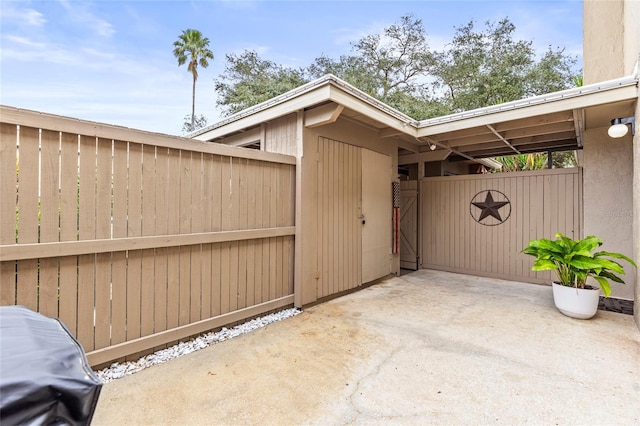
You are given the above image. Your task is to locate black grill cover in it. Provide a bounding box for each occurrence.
[0,306,102,425]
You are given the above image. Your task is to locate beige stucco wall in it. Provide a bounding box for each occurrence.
[623,0,640,75]
[584,0,640,328]
[583,127,635,300]
[583,0,640,84]
[583,0,625,84]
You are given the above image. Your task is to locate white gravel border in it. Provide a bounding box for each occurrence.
[95,308,301,383]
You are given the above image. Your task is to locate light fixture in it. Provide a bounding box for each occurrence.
[414,136,438,151]
[607,117,635,138]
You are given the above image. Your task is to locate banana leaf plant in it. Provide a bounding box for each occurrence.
[522,233,636,297]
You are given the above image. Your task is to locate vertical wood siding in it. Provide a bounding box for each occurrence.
[0,114,295,366]
[265,113,297,156]
[315,137,362,299]
[420,168,582,284]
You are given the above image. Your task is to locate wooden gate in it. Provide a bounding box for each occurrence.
[361,148,392,283]
[314,137,362,299]
[420,168,582,284]
[400,180,418,270]
[313,137,392,299]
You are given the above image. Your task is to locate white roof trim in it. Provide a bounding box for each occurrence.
[418,74,638,128]
[190,74,417,139]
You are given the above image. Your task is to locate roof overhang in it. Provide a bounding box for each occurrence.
[193,69,638,161]
[191,75,418,142]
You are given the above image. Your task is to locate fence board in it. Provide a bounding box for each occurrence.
[245,160,257,307]
[16,127,39,311]
[0,124,18,305]
[154,148,169,336]
[190,153,203,322]
[37,130,59,318]
[229,159,240,311]
[237,159,249,309]
[76,135,97,350]
[127,144,143,343]
[261,164,271,302]
[57,132,78,334]
[254,162,264,304]
[200,154,213,318]
[94,138,112,349]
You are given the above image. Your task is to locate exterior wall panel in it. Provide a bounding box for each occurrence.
[265,113,297,156]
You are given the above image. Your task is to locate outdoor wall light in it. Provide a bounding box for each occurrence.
[607,117,635,138]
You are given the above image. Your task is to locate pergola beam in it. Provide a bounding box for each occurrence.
[486,124,521,154]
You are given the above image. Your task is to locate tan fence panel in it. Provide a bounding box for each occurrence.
[0,109,296,367]
[420,168,582,284]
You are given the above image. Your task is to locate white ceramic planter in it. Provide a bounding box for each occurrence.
[552,282,600,319]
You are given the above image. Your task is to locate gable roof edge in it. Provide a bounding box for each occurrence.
[190,74,419,141]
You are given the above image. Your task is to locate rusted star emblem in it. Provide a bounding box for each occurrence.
[470,190,511,225]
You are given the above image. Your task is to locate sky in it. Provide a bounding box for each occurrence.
[0,0,584,135]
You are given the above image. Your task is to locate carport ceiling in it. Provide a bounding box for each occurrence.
[424,110,581,159]
[394,97,636,161]
[343,106,585,160]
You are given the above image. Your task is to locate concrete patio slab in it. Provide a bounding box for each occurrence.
[92,270,640,425]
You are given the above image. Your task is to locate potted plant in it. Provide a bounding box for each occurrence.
[522,233,636,319]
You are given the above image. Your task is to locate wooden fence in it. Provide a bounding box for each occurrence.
[0,106,296,366]
[421,168,582,283]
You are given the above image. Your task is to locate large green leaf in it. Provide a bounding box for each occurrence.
[593,258,625,274]
[567,249,595,260]
[595,251,637,267]
[528,239,564,254]
[556,233,576,251]
[568,256,608,271]
[573,236,602,253]
[598,270,625,284]
[592,275,611,297]
[531,259,558,271]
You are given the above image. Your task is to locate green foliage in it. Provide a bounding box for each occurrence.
[552,150,578,168]
[573,73,584,87]
[493,153,548,172]
[214,50,307,116]
[522,233,636,297]
[341,14,433,101]
[173,29,214,127]
[431,19,577,111]
[182,114,208,134]
[492,151,577,173]
[214,16,577,122]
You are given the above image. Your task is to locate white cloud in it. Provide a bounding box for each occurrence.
[231,43,271,56]
[331,20,388,47]
[57,0,115,38]
[24,8,47,26]
[0,4,47,27]
[2,35,76,64]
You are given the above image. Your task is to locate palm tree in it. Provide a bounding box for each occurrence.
[173,29,214,128]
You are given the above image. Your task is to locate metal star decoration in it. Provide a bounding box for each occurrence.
[471,191,509,222]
